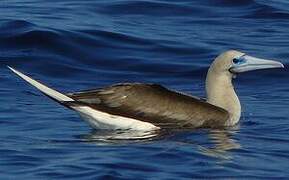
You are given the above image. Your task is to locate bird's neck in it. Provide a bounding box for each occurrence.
[205,69,241,126]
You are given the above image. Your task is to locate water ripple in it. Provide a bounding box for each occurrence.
[1,0,289,179]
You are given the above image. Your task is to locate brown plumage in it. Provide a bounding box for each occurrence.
[67,83,229,129]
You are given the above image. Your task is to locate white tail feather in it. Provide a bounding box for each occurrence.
[7,66,73,102]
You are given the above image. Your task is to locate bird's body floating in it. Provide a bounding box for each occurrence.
[8,50,284,131]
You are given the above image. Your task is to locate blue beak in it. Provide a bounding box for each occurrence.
[230,55,284,73]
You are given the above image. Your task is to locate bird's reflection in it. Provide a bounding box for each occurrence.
[198,128,241,160]
[79,127,241,159]
[80,129,162,143]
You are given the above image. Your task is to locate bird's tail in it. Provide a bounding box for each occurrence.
[7,66,160,131]
[7,66,74,104]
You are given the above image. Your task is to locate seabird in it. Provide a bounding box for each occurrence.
[8,50,284,131]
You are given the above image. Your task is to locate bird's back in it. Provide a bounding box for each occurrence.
[67,83,229,129]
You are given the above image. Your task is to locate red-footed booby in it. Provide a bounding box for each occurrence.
[8,50,284,131]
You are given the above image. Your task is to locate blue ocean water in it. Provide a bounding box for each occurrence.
[1,0,289,179]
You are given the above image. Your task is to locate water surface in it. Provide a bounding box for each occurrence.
[1,0,289,179]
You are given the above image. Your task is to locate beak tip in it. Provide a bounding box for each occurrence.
[277,62,284,68]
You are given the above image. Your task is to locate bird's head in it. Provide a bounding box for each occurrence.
[210,50,284,77]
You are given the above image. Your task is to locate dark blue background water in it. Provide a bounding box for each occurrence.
[1,0,289,179]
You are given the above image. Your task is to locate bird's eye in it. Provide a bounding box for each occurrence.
[233,58,244,65]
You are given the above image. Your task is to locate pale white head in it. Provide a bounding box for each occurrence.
[206,50,284,126]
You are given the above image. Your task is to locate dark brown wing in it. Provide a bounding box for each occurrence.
[67,83,229,129]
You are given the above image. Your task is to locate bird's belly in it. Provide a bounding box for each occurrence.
[72,106,160,131]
